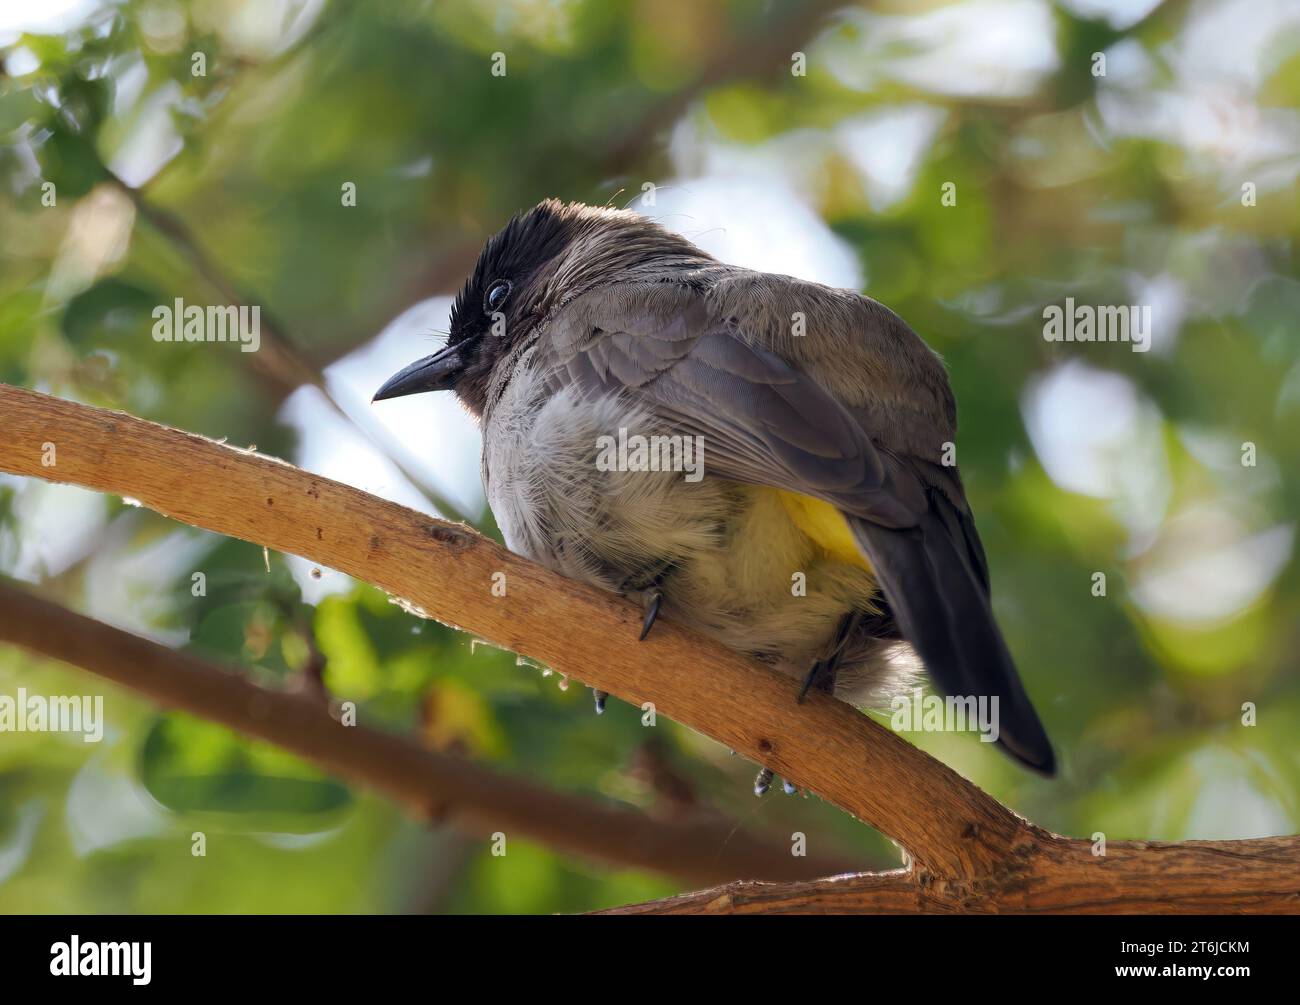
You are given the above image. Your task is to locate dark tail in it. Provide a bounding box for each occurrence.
[849,493,1056,775]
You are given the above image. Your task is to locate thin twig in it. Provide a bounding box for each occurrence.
[106,172,473,525]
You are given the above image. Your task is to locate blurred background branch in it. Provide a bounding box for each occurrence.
[0,574,853,885]
[102,167,475,523]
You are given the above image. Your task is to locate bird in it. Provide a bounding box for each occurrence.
[374,198,1056,782]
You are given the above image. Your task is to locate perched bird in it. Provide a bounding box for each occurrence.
[375,199,1055,779]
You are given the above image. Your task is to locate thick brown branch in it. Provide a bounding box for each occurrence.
[0,578,853,886]
[4,384,1297,915]
[0,383,1022,881]
[601,835,1300,914]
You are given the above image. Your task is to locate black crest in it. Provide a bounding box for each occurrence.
[448,199,581,344]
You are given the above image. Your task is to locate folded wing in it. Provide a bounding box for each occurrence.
[538,282,1055,773]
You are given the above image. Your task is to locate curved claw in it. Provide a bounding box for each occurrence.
[796,611,865,703]
[638,589,663,641]
[796,661,825,704]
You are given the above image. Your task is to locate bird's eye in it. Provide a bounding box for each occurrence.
[484,279,512,314]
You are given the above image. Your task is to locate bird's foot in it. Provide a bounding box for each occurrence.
[638,587,663,641]
[592,689,607,715]
[797,658,837,703]
[795,610,867,704]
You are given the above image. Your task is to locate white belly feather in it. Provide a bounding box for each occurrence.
[484,355,726,589]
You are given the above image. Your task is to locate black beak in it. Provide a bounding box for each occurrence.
[372,344,464,402]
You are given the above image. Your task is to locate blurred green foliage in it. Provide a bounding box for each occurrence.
[0,0,1297,913]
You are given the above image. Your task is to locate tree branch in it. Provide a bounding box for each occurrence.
[2,384,1296,913]
[0,384,1021,880]
[0,578,854,886]
[599,835,1300,914]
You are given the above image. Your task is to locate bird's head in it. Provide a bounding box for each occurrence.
[373,198,711,415]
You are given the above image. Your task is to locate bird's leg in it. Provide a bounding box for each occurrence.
[592,689,607,715]
[797,610,866,703]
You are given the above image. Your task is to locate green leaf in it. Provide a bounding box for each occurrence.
[61,278,158,349]
[140,713,352,827]
[315,594,382,698]
[36,123,105,199]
